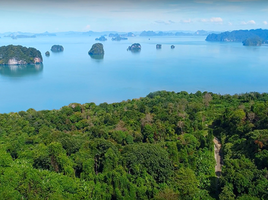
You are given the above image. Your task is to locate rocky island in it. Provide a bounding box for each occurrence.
[127,43,141,52]
[95,36,107,41]
[0,45,42,65]
[45,51,50,57]
[171,45,175,49]
[51,45,64,52]
[156,44,162,49]
[88,43,104,59]
[112,36,128,41]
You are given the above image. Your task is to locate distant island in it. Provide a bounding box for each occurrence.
[51,45,64,52]
[139,30,214,37]
[3,31,56,38]
[45,51,50,57]
[4,34,36,40]
[109,32,135,38]
[112,35,128,41]
[95,36,107,41]
[127,43,141,52]
[140,31,173,37]
[156,44,162,49]
[0,45,42,65]
[34,32,56,37]
[206,29,268,46]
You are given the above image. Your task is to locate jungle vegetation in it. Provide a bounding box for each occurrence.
[0,91,268,199]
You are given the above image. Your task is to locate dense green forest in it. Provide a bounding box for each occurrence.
[242,36,263,46]
[0,91,268,199]
[0,45,42,65]
[206,29,268,46]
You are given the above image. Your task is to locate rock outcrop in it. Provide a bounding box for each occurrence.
[51,45,64,52]
[45,51,50,57]
[171,45,175,49]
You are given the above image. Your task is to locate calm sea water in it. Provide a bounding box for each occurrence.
[0,35,268,113]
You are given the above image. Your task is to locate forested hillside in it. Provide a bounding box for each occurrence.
[206,29,268,45]
[0,91,268,199]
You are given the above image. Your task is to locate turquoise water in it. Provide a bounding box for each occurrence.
[1,35,268,113]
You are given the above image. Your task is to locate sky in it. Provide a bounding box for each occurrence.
[1,0,268,33]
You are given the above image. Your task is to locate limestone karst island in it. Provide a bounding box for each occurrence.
[127,43,141,52]
[51,45,64,52]
[88,43,104,59]
[0,45,42,65]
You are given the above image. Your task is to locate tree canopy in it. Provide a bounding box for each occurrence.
[0,90,268,199]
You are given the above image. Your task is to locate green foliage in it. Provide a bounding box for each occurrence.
[242,36,263,46]
[1,90,268,199]
[122,143,173,183]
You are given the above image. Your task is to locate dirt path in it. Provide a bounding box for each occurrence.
[213,137,222,177]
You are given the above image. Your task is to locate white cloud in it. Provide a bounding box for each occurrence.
[241,20,256,25]
[200,19,208,22]
[155,20,176,25]
[263,21,268,25]
[83,25,91,31]
[228,22,232,25]
[210,17,223,23]
[200,17,223,23]
[181,19,192,23]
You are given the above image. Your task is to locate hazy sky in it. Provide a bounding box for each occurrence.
[1,0,268,33]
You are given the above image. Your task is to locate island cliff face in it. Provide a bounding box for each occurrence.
[0,45,43,65]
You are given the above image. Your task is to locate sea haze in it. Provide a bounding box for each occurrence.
[0,35,268,113]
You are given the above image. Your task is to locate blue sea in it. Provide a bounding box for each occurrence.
[1,35,268,113]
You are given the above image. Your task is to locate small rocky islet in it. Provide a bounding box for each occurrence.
[127,43,141,52]
[51,45,64,52]
[0,41,175,65]
[45,51,50,57]
[88,43,104,59]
